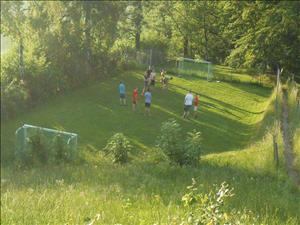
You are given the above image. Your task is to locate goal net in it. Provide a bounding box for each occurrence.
[177,57,213,81]
[15,124,78,161]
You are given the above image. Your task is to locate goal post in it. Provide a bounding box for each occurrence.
[177,57,213,81]
[15,124,78,161]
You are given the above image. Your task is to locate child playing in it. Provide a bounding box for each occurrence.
[132,87,138,111]
[119,81,126,105]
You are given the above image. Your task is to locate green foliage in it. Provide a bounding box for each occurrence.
[1,70,299,224]
[286,81,300,173]
[156,119,185,165]
[224,1,300,75]
[184,130,202,166]
[157,119,202,166]
[293,129,300,172]
[104,133,131,164]
[2,1,299,119]
[1,78,29,119]
[1,1,125,119]
[181,179,257,224]
[51,135,71,163]
[27,131,49,165]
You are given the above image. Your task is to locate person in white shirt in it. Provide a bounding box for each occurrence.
[182,90,194,119]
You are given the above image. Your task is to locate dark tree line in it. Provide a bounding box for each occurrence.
[1,1,300,119]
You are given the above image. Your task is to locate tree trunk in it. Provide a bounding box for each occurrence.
[84,2,91,76]
[203,15,209,61]
[189,44,195,58]
[135,32,141,50]
[183,36,189,58]
[19,37,24,78]
[134,1,143,50]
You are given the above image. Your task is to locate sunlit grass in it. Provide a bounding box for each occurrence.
[1,68,300,224]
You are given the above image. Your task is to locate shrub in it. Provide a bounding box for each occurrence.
[27,131,49,165]
[157,119,202,166]
[184,130,202,166]
[51,135,71,163]
[1,78,29,119]
[104,133,131,164]
[180,179,257,224]
[156,119,185,165]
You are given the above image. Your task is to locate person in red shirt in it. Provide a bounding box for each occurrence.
[194,94,199,118]
[132,87,138,111]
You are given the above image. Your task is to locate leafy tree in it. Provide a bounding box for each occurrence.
[1,1,28,78]
[225,1,300,75]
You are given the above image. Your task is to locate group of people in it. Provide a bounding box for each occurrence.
[119,76,153,116]
[118,67,200,118]
[141,68,171,91]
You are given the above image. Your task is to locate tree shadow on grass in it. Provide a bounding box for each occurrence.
[170,82,268,115]
[227,82,272,98]
[1,71,270,166]
[149,88,262,154]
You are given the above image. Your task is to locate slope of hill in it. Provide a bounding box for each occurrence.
[1,67,299,224]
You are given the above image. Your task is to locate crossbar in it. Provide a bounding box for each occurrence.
[17,124,78,137]
[178,57,211,64]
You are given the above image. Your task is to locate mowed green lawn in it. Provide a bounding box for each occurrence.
[1,67,300,224]
[1,68,271,160]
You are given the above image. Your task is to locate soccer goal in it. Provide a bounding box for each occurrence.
[177,57,213,81]
[15,124,78,161]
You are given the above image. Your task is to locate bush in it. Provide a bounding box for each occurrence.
[27,131,49,165]
[184,130,202,166]
[104,133,131,164]
[1,78,29,119]
[157,119,202,166]
[156,119,185,165]
[180,179,257,224]
[51,135,71,163]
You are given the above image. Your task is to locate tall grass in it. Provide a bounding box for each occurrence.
[286,81,300,171]
[205,85,286,178]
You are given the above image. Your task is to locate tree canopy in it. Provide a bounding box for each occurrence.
[1,1,300,118]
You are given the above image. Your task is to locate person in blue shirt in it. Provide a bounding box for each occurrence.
[119,81,126,105]
[144,88,152,116]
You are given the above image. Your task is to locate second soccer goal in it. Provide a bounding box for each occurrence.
[177,57,213,81]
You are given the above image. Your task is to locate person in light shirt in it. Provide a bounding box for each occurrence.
[118,81,126,105]
[182,90,194,119]
[144,88,152,116]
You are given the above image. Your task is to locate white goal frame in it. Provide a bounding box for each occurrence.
[177,57,213,81]
[15,124,78,158]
